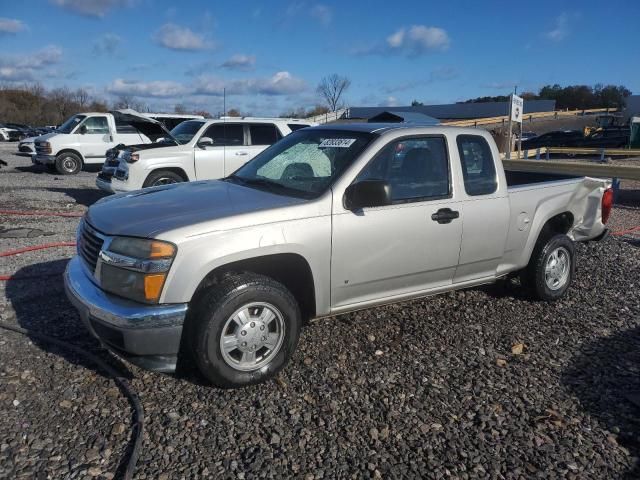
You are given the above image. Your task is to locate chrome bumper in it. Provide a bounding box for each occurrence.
[64,256,188,372]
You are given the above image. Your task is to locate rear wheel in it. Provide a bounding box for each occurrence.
[521,233,575,301]
[189,273,301,388]
[55,152,82,175]
[143,170,184,188]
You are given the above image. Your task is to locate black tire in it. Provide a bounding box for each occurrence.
[55,152,82,175]
[142,170,184,188]
[521,233,575,301]
[189,273,301,388]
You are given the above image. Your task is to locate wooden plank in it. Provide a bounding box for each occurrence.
[444,108,617,128]
[501,159,640,180]
[547,147,640,156]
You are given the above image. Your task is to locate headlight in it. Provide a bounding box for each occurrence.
[99,237,176,303]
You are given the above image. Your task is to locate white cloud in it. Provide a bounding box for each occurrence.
[220,54,256,70]
[105,71,306,100]
[284,2,332,27]
[195,71,307,96]
[378,96,399,107]
[93,33,122,56]
[545,13,570,42]
[50,0,133,17]
[310,4,332,26]
[0,45,63,81]
[354,24,450,56]
[0,18,26,34]
[153,23,214,51]
[106,78,190,98]
[387,25,450,54]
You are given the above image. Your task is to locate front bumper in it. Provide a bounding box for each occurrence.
[64,256,188,372]
[32,154,55,165]
[96,173,115,193]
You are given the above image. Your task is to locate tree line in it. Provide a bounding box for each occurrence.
[457,84,632,110]
[0,84,212,126]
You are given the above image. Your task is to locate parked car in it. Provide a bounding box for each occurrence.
[31,111,204,175]
[65,123,612,388]
[0,124,22,141]
[17,137,37,156]
[96,116,313,193]
[576,126,630,149]
[521,130,584,150]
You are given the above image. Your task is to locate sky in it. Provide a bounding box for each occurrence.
[1,0,638,116]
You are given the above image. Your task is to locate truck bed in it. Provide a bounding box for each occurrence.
[505,170,579,187]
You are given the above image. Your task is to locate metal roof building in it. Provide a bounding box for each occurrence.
[348,99,556,121]
[367,111,440,124]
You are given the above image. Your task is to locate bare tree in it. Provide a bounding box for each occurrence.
[174,104,187,114]
[316,74,351,112]
[113,94,134,109]
[226,108,241,117]
[74,88,89,108]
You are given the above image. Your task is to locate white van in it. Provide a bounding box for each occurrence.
[31,110,203,174]
[96,116,314,193]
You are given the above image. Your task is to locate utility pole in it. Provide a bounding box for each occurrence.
[506,92,514,160]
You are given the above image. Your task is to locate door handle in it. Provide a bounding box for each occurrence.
[235,151,248,156]
[431,208,459,224]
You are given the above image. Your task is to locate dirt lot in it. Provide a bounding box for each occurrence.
[1,143,639,479]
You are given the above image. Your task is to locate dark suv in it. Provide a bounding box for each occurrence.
[521,130,584,150]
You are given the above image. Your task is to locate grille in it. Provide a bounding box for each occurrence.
[78,222,105,272]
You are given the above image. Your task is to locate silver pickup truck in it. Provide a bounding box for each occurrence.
[65,124,612,388]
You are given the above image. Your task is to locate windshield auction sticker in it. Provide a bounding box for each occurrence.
[319,138,356,148]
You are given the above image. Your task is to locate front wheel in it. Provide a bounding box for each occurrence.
[142,170,184,188]
[189,273,301,388]
[521,233,575,301]
[55,152,83,175]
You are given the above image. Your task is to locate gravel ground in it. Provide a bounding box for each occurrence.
[1,143,639,479]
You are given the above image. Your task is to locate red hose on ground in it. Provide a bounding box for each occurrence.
[0,242,76,258]
[0,242,76,281]
[0,209,83,218]
[611,226,640,237]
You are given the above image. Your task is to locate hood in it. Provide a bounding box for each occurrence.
[86,180,307,238]
[20,136,38,143]
[111,109,178,144]
[35,132,59,142]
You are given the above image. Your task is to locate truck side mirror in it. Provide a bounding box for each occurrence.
[344,180,391,210]
[78,125,87,135]
[198,137,214,148]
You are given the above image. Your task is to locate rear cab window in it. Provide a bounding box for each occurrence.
[456,135,498,196]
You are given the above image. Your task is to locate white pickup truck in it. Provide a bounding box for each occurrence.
[95,117,314,192]
[31,110,203,175]
[65,124,612,388]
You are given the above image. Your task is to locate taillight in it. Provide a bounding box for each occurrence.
[601,187,614,224]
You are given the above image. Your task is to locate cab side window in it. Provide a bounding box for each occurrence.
[115,120,138,134]
[249,124,282,146]
[357,136,450,203]
[203,124,245,146]
[82,116,110,134]
[456,135,497,196]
